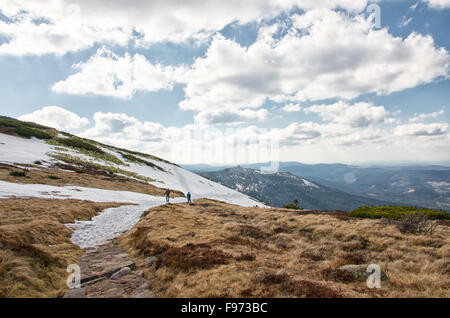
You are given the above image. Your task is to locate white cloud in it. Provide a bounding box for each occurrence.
[409,109,445,122]
[51,48,187,98]
[80,111,278,164]
[410,2,419,10]
[0,0,373,56]
[394,122,448,136]
[0,3,130,56]
[80,112,167,149]
[423,0,450,9]
[278,119,388,147]
[18,106,90,131]
[194,108,268,125]
[35,107,448,165]
[41,6,449,127]
[178,10,449,116]
[282,103,302,112]
[279,122,323,145]
[304,101,394,127]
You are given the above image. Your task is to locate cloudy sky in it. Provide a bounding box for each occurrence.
[1,0,450,165]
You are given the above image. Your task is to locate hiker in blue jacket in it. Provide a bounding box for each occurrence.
[186,192,192,204]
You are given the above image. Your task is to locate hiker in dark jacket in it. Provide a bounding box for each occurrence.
[186,192,192,204]
[165,188,171,203]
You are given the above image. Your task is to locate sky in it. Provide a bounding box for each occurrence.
[0,0,450,165]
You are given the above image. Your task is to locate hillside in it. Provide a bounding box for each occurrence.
[199,166,392,211]
[0,116,448,299]
[0,116,263,297]
[119,199,450,298]
[214,162,450,211]
[0,116,263,208]
[186,162,450,211]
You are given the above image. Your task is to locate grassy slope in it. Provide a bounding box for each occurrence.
[0,115,176,166]
[0,162,184,198]
[0,198,130,298]
[0,115,185,196]
[120,199,450,298]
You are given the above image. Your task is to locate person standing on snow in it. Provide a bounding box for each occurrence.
[165,188,171,203]
[186,192,192,204]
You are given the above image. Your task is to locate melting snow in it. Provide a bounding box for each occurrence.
[302,179,319,188]
[0,180,186,248]
[0,132,266,249]
[0,133,52,165]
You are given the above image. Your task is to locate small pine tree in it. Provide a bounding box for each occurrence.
[282,199,302,210]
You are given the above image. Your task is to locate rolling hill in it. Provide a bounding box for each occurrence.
[199,166,393,211]
[186,161,450,211]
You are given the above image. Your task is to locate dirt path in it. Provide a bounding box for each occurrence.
[64,240,155,298]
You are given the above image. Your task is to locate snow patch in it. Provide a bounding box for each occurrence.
[427,181,450,193]
[302,179,319,188]
[0,180,186,248]
[0,133,52,165]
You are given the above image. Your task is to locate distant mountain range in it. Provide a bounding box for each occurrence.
[198,166,393,211]
[184,162,450,211]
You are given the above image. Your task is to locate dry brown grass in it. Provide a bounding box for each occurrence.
[120,199,450,298]
[0,163,183,198]
[0,197,130,298]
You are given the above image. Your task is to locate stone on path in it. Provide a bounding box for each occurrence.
[69,240,156,298]
[111,266,131,280]
[63,287,86,298]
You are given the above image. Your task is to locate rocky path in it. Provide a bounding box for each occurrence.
[64,240,154,298]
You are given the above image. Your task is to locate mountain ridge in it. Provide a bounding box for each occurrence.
[199,166,394,211]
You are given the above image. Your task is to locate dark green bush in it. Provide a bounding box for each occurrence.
[282,199,302,210]
[15,126,52,140]
[120,152,164,171]
[349,206,449,220]
[0,116,53,139]
[0,116,47,129]
[55,137,105,154]
[0,116,21,128]
[10,170,27,177]
[48,175,60,180]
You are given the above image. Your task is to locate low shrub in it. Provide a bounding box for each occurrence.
[282,199,302,210]
[48,153,155,183]
[48,175,60,180]
[390,214,438,235]
[155,243,231,272]
[259,272,290,285]
[341,236,369,252]
[51,137,105,154]
[15,126,52,140]
[9,169,28,177]
[238,225,267,239]
[320,266,355,283]
[120,152,164,171]
[339,251,367,265]
[47,139,126,165]
[234,253,256,261]
[299,248,326,261]
[349,205,449,220]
